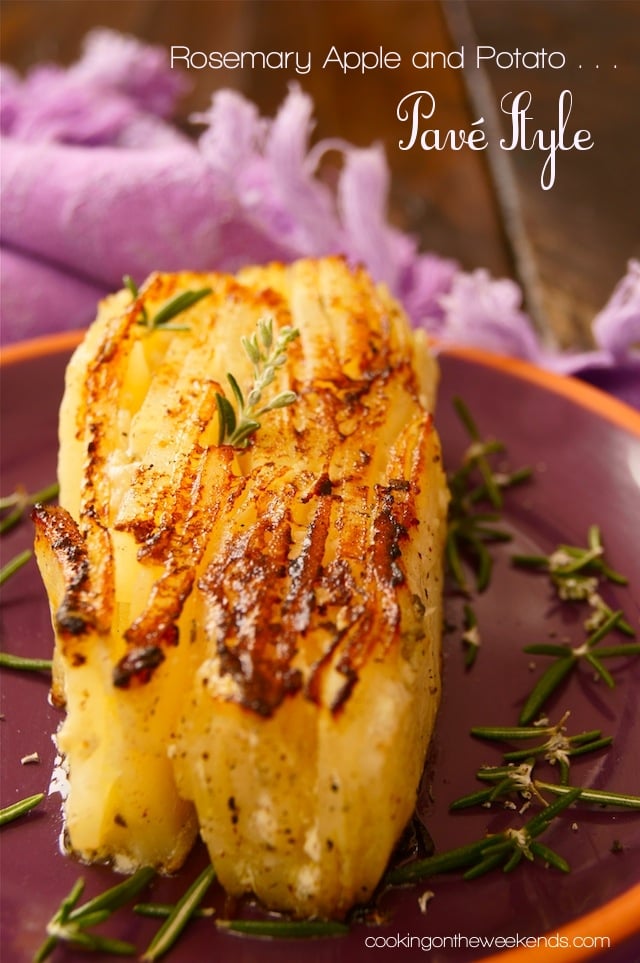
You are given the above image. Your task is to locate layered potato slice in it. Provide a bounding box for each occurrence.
[33,256,449,917]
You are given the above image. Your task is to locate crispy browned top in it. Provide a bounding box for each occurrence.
[42,257,446,715]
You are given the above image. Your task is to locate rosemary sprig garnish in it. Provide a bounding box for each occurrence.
[520,610,640,724]
[0,481,58,535]
[450,762,546,810]
[513,525,634,635]
[0,651,52,673]
[449,398,533,510]
[514,525,628,586]
[0,548,32,586]
[386,787,581,886]
[445,398,531,669]
[451,711,639,811]
[0,791,45,826]
[216,317,299,448]
[446,513,508,594]
[450,398,504,509]
[470,711,612,783]
[34,867,154,962]
[124,275,211,333]
[451,763,640,812]
[140,864,215,962]
[446,398,531,596]
[216,919,350,938]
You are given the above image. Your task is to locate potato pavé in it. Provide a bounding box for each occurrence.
[34,257,449,919]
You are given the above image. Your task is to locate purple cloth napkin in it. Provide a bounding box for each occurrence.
[1,29,638,408]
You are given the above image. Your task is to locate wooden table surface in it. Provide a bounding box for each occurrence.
[2,0,638,351]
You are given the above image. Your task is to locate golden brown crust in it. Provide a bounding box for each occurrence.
[49,258,441,717]
[34,257,448,900]
[32,503,99,644]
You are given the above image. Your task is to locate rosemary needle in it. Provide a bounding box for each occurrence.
[141,864,216,962]
[452,763,640,811]
[536,781,640,810]
[0,791,45,826]
[123,274,211,333]
[0,651,52,673]
[385,837,489,885]
[446,397,530,599]
[66,867,156,922]
[149,288,212,331]
[134,903,214,919]
[0,549,32,586]
[462,604,480,668]
[216,919,349,939]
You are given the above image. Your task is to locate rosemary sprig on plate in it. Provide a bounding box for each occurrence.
[514,524,628,589]
[134,904,214,919]
[34,867,155,962]
[386,787,581,885]
[470,711,612,783]
[124,275,212,333]
[445,398,531,670]
[450,711,640,811]
[448,397,533,511]
[513,525,634,635]
[520,610,640,724]
[446,397,532,596]
[216,317,299,448]
[534,780,640,809]
[451,762,640,812]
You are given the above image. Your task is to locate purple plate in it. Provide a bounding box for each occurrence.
[1,336,639,963]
